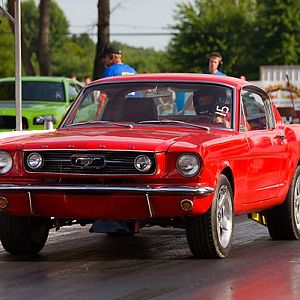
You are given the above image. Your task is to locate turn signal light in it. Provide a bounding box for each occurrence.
[0,197,8,209]
[180,199,193,211]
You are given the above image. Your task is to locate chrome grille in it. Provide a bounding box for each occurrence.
[24,150,156,175]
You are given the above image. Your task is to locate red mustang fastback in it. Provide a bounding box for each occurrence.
[0,73,299,258]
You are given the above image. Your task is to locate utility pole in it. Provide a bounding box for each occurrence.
[0,0,22,131]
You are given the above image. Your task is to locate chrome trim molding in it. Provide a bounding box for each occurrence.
[28,191,34,215]
[23,149,156,153]
[145,193,153,217]
[0,184,214,195]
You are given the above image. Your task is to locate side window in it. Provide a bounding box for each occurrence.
[68,83,80,102]
[72,90,100,123]
[241,90,268,131]
[239,100,248,132]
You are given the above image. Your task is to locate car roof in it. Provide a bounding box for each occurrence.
[0,76,80,84]
[92,73,250,88]
[91,73,268,97]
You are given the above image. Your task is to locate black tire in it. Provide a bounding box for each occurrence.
[267,166,300,240]
[186,174,234,258]
[0,212,50,255]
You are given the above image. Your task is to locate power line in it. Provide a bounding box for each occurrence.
[89,32,175,36]
[70,24,172,30]
[0,31,176,36]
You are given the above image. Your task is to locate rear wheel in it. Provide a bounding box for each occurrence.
[267,166,300,240]
[186,175,234,258]
[0,212,49,255]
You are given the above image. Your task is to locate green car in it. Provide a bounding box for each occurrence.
[0,76,83,131]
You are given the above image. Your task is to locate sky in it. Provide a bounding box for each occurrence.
[55,0,187,51]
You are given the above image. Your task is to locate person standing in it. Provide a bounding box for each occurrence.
[203,52,226,76]
[70,72,77,80]
[83,75,92,85]
[101,44,137,78]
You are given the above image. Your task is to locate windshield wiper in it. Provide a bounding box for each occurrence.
[138,119,210,131]
[66,120,133,128]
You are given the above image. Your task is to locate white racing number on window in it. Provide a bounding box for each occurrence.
[215,105,230,117]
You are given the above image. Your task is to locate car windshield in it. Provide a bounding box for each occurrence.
[0,81,66,102]
[63,82,234,130]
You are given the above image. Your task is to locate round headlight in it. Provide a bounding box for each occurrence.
[27,152,43,170]
[177,154,200,177]
[34,116,45,125]
[134,155,152,172]
[0,151,13,174]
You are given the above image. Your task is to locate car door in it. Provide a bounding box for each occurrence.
[240,87,285,202]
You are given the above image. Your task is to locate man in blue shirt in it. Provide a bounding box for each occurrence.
[101,44,137,78]
[203,52,226,76]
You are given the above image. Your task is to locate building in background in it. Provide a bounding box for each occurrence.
[255,65,300,123]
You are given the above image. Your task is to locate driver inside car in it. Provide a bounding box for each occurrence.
[193,88,231,128]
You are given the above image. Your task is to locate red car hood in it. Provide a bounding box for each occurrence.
[6,127,231,153]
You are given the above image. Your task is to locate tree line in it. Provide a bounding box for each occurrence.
[0,0,170,81]
[1,0,300,81]
[168,0,300,79]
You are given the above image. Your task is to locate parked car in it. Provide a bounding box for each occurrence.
[0,73,299,258]
[0,76,83,131]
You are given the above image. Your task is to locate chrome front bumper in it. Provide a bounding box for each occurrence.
[0,184,214,195]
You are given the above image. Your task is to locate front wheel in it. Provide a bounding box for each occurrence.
[0,212,50,255]
[267,166,300,240]
[185,174,234,258]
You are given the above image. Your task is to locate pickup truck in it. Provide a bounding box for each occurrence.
[0,73,299,259]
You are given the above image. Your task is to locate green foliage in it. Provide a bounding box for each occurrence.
[0,1,168,79]
[168,0,259,78]
[110,41,172,73]
[22,0,71,75]
[1,0,96,79]
[256,0,300,65]
[167,0,300,80]
[48,1,70,51]
[2,0,300,81]
[51,34,95,80]
[0,15,14,77]
[21,0,39,56]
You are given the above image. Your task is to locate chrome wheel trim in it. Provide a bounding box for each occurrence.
[294,177,300,231]
[216,185,233,248]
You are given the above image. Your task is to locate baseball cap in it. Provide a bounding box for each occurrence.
[101,44,122,57]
